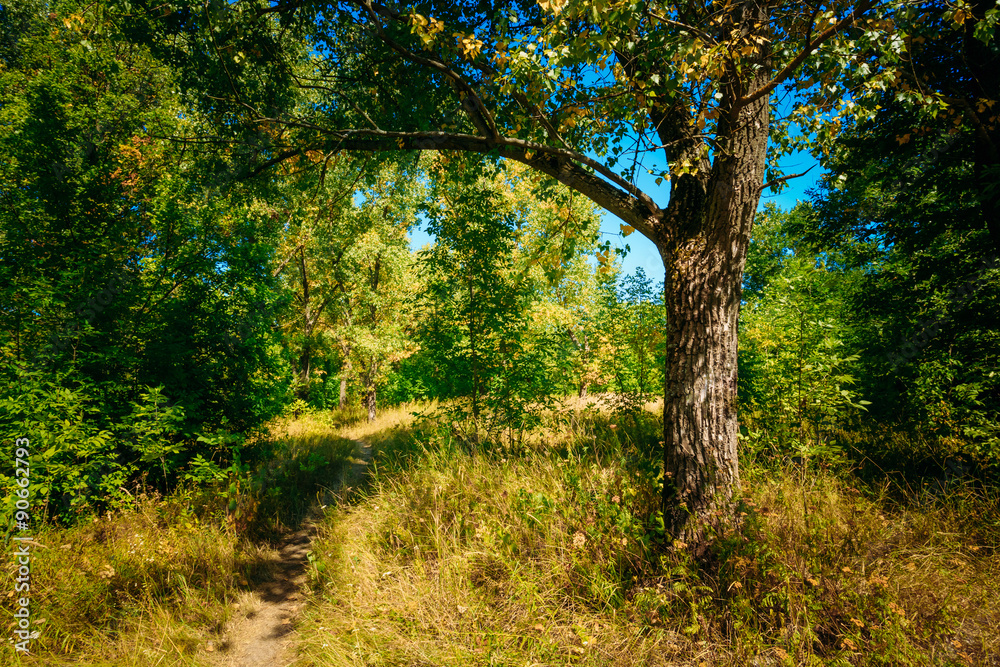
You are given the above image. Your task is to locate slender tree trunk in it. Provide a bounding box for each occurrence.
[339,346,352,409]
[363,359,378,422]
[298,248,312,400]
[568,328,590,399]
[364,384,377,422]
[467,279,480,419]
[299,346,311,399]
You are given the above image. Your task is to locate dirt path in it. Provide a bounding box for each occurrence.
[206,438,373,667]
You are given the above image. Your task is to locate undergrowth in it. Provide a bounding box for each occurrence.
[4,401,999,666]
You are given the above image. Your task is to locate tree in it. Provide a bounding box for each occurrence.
[803,102,1000,465]
[739,204,868,461]
[333,166,421,421]
[537,250,606,400]
[123,0,961,541]
[0,0,290,519]
[266,157,363,403]
[610,267,665,403]
[421,165,530,419]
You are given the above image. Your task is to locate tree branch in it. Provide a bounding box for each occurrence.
[244,121,660,230]
[357,0,501,143]
[272,243,305,278]
[738,0,876,109]
[759,165,815,193]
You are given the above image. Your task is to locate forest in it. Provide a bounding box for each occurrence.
[1,0,999,664]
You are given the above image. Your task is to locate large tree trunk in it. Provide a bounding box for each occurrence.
[653,48,770,543]
[658,232,746,543]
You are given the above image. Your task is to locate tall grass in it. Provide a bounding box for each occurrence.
[6,401,998,665]
[296,407,1000,666]
[1,404,359,665]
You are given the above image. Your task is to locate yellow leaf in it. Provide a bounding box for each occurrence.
[620,224,634,236]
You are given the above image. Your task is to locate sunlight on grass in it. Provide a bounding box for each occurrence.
[6,406,999,666]
[1,409,357,665]
[338,401,435,442]
[294,408,1000,667]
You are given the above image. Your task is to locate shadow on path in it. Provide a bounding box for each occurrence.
[205,439,373,667]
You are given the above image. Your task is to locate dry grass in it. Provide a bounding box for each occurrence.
[0,493,255,665]
[339,401,434,443]
[7,403,998,666]
[293,409,1000,667]
[1,405,356,665]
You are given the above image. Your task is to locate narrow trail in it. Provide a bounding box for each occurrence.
[206,438,373,667]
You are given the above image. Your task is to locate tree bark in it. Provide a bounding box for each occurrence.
[467,277,480,419]
[658,234,746,542]
[652,47,771,542]
[361,356,379,422]
[299,346,311,398]
[339,349,353,409]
